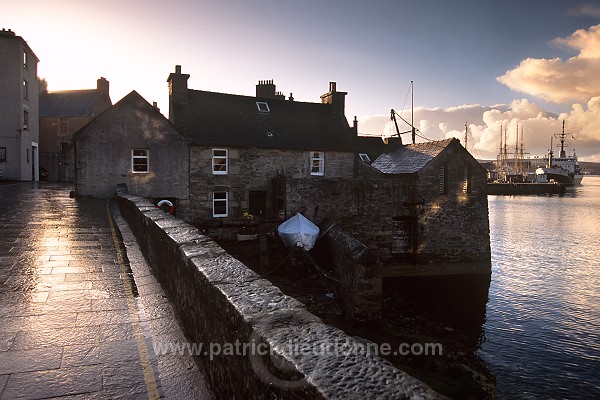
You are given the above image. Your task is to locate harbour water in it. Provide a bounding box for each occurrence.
[482,175,600,399]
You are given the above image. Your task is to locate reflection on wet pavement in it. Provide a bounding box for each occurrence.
[0,182,213,399]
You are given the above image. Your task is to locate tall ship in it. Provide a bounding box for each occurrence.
[535,120,584,185]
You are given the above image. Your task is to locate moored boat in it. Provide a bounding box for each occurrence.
[535,121,584,186]
[277,213,320,250]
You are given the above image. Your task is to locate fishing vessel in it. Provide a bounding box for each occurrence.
[535,121,584,185]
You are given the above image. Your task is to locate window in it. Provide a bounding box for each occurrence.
[131,149,149,173]
[0,147,6,162]
[213,192,228,217]
[439,164,448,194]
[359,153,370,162]
[310,151,324,176]
[23,51,27,68]
[256,102,270,113]
[60,142,69,151]
[23,80,28,100]
[463,163,471,194]
[59,118,69,135]
[212,149,228,175]
[23,110,28,130]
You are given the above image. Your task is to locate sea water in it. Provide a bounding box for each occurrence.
[482,176,600,399]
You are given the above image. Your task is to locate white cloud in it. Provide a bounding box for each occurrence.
[358,97,600,161]
[497,24,600,103]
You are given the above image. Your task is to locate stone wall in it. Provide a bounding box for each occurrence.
[411,143,491,268]
[322,223,382,320]
[183,146,355,224]
[275,144,491,274]
[74,93,189,200]
[274,176,417,262]
[116,187,446,399]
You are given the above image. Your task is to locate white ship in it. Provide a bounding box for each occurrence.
[536,121,584,186]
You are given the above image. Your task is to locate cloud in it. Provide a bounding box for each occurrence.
[497,24,600,103]
[358,97,600,162]
[567,5,600,19]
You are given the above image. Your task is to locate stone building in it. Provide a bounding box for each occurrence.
[0,29,40,181]
[166,65,360,225]
[74,91,189,201]
[279,138,490,270]
[39,77,112,181]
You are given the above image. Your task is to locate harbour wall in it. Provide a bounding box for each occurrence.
[116,186,446,399]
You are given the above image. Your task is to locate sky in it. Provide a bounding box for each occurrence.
[3,0,600,161]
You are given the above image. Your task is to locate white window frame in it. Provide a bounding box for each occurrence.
[310,151,324,176]
[131,149,149,173]
[213,191,228,217]
[256,102,270,113]
[359,153,370,162]
[212,148,228,175]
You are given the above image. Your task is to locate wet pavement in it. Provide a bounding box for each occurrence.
[0,182,213,399]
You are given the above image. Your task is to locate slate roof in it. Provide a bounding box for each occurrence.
[40,90,110,118]
[172,90,357,152]
[371,138,456,174]
[73,91,184,141]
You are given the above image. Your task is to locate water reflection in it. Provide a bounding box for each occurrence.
[482,176,600,399]
[384,274,491,349]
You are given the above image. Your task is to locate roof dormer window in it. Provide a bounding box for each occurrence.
[256,102,270,113]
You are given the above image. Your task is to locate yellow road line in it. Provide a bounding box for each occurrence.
[106,200,161,399]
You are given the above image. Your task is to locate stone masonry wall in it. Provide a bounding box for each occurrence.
[412,144,491,266]
[275,177,417,262]
[323,223,382,320]
[182,146,354,224]
[277,143,491,273]
[74,98,189,200]
[116,186,446,400]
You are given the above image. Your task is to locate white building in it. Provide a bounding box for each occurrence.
[0,28,40,181]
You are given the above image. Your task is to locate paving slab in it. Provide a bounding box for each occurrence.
[0,182,214,399]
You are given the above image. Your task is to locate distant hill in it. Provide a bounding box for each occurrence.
[579,162,600,175]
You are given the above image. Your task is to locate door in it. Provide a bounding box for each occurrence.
[249,191,267,217]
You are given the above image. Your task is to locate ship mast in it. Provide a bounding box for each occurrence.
[514,123,520,174]
[503,125,508,176]
[411,81,415,144]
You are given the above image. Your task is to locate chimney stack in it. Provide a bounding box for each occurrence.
[97,77,109,98]
[167,65,190,122]
[256,80,276,99]
[320,81,347,116]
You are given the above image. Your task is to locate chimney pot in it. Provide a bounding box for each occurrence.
[175,65,182,74]
[329,82,337,93]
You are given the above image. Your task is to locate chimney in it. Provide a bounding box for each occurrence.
[256,80,276,99]
[152,101,160,112]
[289,93,294,102]
[39,78,48,94]
[353,116,358,134]
[167,65,190,122]
[320,81,347,116]
[97,77,109,98]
